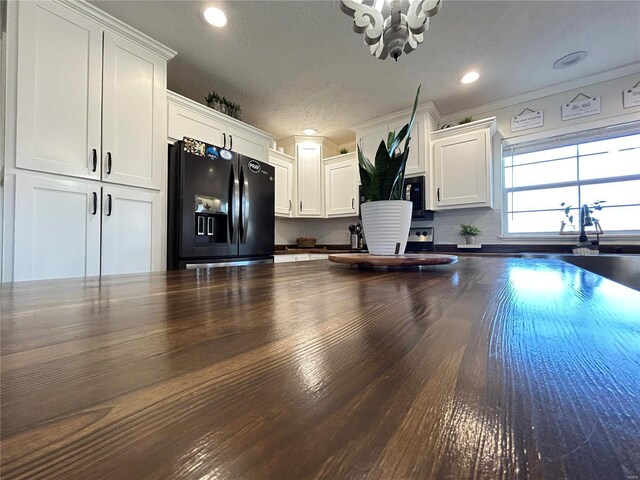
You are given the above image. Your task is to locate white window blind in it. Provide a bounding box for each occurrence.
[502,121,640,235]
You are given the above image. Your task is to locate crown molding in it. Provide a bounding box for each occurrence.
[55,0,176,60]
[430,117,497,140]
[268,148,295,161]
[167,91,274,140]
[439,63,640,124]
[352,100,441,132]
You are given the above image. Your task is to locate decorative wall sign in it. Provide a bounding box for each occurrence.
[511,108,544,132]
[561,93,601,121]
[623,81,640,109]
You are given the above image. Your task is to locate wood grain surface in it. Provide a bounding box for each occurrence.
[328,253,458,266]
[1,257,639,479]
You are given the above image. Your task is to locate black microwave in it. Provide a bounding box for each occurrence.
[403,176,434,220]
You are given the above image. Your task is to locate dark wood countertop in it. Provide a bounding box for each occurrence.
[2,258,639,479]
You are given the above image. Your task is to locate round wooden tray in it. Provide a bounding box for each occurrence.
[328,253,458,267]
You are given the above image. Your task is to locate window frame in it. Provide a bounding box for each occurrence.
[500,117,640,239]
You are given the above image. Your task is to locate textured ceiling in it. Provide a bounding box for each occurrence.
[92,0,640,144]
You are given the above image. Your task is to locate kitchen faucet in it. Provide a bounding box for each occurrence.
[578,204,593,245]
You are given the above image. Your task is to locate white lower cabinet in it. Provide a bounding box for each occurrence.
[101,185,163,276]
[324,153,359,217]
[274,254,329,263]
[13,173,162,281]
[14,174,101,281]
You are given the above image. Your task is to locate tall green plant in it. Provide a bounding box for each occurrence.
[358,85,421,201]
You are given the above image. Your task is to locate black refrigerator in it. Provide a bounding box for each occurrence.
[167,137,275,269]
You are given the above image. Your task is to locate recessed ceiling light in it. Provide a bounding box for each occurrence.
[553,51,587,70]
[203,7,227,27]
[460,71,480,84]
[303,128,317,136]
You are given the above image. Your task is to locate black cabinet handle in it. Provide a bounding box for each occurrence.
[352,198,355,209]
[223,133,226,149]
[92,192,98,215]
[229,135,233,151]
[106,194,113,216]
[289,199,291,212]
[92,149,97,172]
[437,188,440,202]
[300,200,302,211]
[106,152,112,175]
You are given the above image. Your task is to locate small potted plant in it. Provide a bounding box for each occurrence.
[358,86,421,255]
[339,147,349,154]
[459,224,481,245]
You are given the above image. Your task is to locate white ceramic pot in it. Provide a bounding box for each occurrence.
[361,200,412,255]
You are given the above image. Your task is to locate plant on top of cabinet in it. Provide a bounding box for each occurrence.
[339,147,350,154]
[206,91,241,119]
[458,115,473,125]
[358,86,420,255]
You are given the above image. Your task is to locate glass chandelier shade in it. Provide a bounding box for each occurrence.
[340,0,442,61]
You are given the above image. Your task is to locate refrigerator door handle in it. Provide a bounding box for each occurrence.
[240,165,250,244]
[229,165,240,244]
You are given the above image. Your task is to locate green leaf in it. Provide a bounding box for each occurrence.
[403,85,421,153]
[373,140,391,200]
[388,124,408,156]
[387,130,396,149]
[357,144,375,201]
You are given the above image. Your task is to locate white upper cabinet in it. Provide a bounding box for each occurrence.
[13,173,101,281]
[15,1,103,180]
[167,100,225,147]
[388,119,424,176]
[354,104,438,178]
[101,185,163,275]
[226,125,268,161]
[324,153,359,217]
[296,143,323,217]
[13,1,172,190]
[101,32,166,190]
[356,124,388,166]
[269,150,295,217]
[167,92,272,163]
[430,118,496,209]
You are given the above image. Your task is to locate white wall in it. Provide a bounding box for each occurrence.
[434,71,640,245]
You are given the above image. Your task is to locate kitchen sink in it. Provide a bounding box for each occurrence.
[520,253,640,291]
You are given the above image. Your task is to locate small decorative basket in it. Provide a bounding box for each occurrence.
[296,236,317,248]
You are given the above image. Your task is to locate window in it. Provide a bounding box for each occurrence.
[502,122,640,235]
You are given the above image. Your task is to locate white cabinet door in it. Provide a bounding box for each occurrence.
[296,144,323,217]
[433,130,489,208]
[14,174,101,281]
[101,185,163,275]
[389,119,424,176]
[15,1,103,180]
[357,125,388,165]
[227,127,268,163]
[102,32,165,190]
[269,153,294,217]
[167,102,225,147]
[325,156,358,217]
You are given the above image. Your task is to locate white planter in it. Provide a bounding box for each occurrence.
[361,200,412,255]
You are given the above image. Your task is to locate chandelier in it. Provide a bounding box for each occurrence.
[340,0,442,61]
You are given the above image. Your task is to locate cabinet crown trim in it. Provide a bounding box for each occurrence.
[351,101,441,132]
[56,0,177,60]
[430,117,497,140]
[268,149,295,161]
[168,91,274,141]
[323,152,357,164]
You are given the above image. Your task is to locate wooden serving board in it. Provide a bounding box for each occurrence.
[328,253,458,267]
